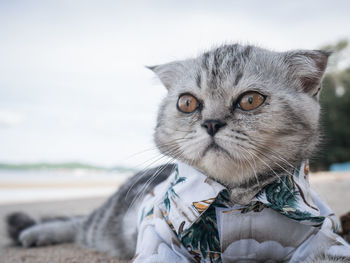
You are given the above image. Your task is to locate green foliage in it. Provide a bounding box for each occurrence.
[321,39,348,53]
[311,39,350,170]
[0,162,135,172]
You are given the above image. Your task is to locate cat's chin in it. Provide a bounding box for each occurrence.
[194,151,253,187]
[202,141,232,159]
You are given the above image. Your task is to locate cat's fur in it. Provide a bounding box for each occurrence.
[152,44,328,204]
[6,44,347,262]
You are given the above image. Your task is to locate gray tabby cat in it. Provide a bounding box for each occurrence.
[6,44,346,262]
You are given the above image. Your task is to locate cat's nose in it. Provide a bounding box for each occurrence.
[201,119,226,136]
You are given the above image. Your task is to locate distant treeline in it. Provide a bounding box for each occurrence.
[0,162,136,173]
[311,39,350,171]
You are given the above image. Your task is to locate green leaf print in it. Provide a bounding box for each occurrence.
[241,201,266,213]
[145,207,154,217]
[264,175,298,210]
[262,175,325,224]
[179,190,230,263]
[163,166,186,212]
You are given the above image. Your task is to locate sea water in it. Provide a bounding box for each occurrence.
[0,169,131,204]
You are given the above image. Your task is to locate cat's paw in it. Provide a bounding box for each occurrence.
[19,225,55,247]
[6,212,36,245]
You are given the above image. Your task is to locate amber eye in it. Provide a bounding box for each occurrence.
[238,92,266,111]
[177,94,200,113]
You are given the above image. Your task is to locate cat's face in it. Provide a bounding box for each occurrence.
[152,44,329,187]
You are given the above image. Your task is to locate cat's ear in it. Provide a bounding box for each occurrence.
[147,61,185,90]
[284,50,331,99]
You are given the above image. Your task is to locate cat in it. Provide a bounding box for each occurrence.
[6,44,350,262]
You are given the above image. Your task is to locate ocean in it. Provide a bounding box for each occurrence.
[0,168,132,204]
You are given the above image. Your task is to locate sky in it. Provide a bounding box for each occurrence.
[0,0,350,167]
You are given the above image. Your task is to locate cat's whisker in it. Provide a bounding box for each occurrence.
[214,135,296,193]
[137,155,178,195]
[247,144,297,178]
[229,131,297,172]
[126,138,193,173]
[230,132,298,171]
[128,155,182,213]
[128,157,174,211]
[238,146,260,187]
[125,154,170,202]
[244,142,299,178]
[124,145,186,201]
[126,143,179,175]
[127,157,174,212]
[128,147,184,210]
[124,138,192,161]
[162,126,196,134]
[241,142,299,188]
[249,140,299,171]
[239,146,296,197]
[253,149,296,178]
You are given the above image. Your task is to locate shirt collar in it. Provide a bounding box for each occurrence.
[158,161,228,235]
[159,160,331,236]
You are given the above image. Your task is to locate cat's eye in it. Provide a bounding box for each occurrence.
[177,94,200,113]
[238,92,266,111]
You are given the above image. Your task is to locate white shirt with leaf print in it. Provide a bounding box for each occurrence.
[132,161,350,263]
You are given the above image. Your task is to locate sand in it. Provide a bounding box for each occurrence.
[0,198,127,263]
[0,172,349,263]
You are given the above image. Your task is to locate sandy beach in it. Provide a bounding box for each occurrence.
[0,197,127,263]
[0,172,349,263]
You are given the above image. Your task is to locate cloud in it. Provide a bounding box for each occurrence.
[0,110,24,128]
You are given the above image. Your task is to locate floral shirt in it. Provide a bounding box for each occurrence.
[133,161,350,263]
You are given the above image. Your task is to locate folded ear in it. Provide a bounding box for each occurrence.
[284,50,331,99]
[147,61,186,90]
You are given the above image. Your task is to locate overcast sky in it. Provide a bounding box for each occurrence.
[0,0,349,167]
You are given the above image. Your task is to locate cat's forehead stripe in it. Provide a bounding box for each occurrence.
[200,44,254,90]
[234,72,243,86]
[195,71,202,89]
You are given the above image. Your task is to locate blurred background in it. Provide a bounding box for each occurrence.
[0,0,349,203]
[1,1,350,261]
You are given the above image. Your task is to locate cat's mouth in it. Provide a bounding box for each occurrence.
[202,141,231,158]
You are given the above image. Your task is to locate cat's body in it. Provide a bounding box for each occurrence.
[8,165,174,258]
[6,44,350,262]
